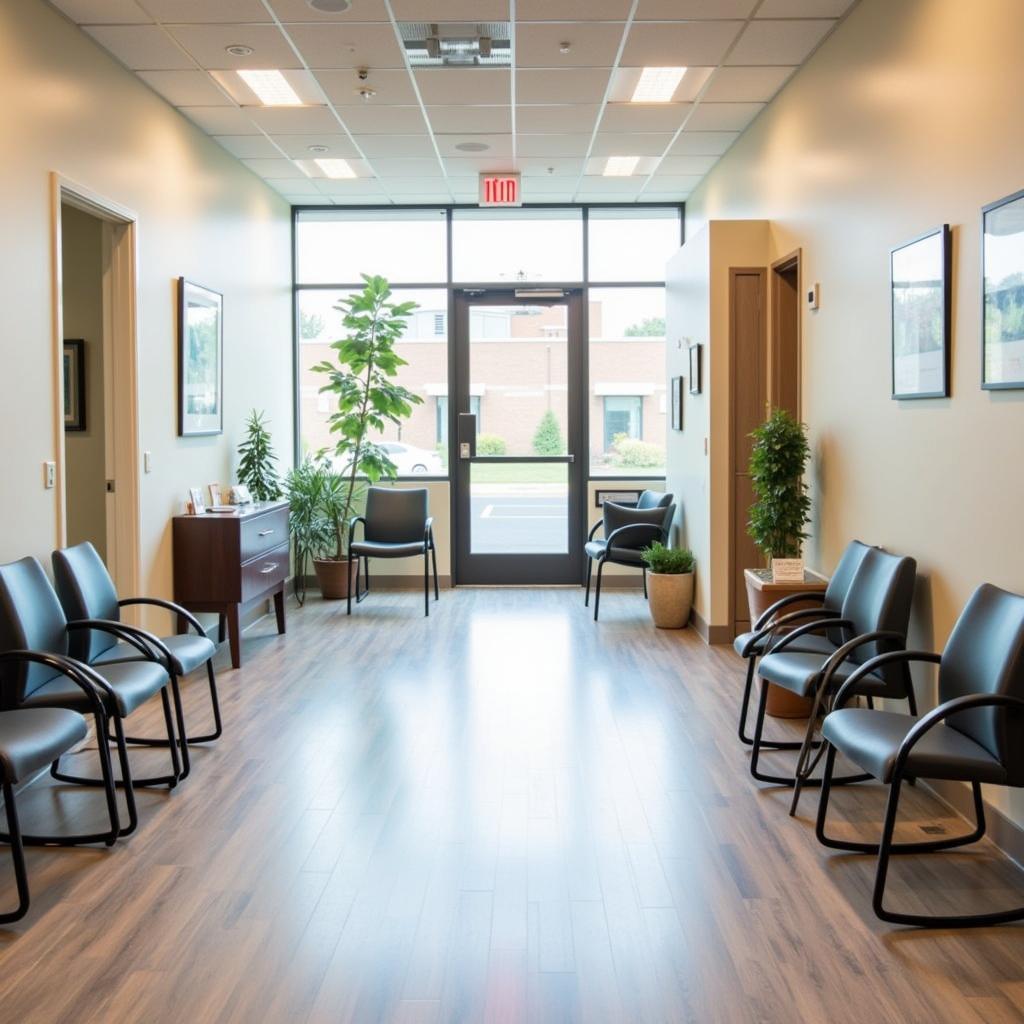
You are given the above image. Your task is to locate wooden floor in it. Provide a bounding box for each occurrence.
[1,588,1023,1023]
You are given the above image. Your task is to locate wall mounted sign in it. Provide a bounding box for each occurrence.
[595,489,643,509]
[479,173,521,207]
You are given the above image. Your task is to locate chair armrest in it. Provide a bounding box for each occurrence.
[67,618,173,668]
[893,693,1024,779]
[604,522,662,551]
[754,590,826,630]
[588,519,605,541]
[0,650,111,717]
[424,516,434,543]
[807,630,907,724]
[119,597,205,638]
[347,515,367,554]
[740,607,840,658]
[832,650,941,710]
[766,618,853,656]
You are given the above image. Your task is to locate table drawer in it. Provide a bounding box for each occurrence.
[241,542,289,603]
[240,507,288,563]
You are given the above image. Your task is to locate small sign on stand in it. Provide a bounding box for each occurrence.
[772,558,805,584]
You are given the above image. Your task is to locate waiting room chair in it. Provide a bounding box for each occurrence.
[585,490,675,621]
[817,583,1024,927]
[733,540,874,747]
[0,706,89,923]
[0,557,181,839]
[52,542,221,782]
[749,547,917,806]
[347,487,438,616]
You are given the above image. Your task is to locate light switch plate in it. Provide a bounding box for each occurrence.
[43,461,56,489]
[144,450,153,473]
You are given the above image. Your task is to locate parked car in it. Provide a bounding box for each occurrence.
[378,442,443,475]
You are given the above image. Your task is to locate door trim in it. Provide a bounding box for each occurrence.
[770,248,802,418]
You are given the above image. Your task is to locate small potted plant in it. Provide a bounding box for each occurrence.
[640,542,695,629]
[236,409,282,501]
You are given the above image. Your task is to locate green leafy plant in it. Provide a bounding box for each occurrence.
[476,433,507,456]
[640,542,694,574]
[532,409,564,456]
[747,408,812,560]
[610,435,665,469]
[236,409,281,501]
[311,274,420,557]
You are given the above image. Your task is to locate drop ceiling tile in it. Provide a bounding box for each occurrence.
[383,177,451,194]
[515,158,584,176]
[576,176,646,194]
[516,105,599,134]
[338,105,427,133]
[657,154,719,174]
[575,193,644,203]
[314,178,387,196]
[643,191,692,201]
[369,158,446,178]
[287,24,405,69]
[726,19,835,65]
[444,156,520,174]
[669,130,739,155]
[135,0,270,22]
[164,25,300,68]
[590,133,673,156]
[84,25,194,69]
[271,134,360,157]
[516,23,625,68]
[702,65,797,102]
[445,177,479,192]
[391,0,509,16]
[517,0,631,18]
[270,0,390,19]
[636,0,757,17]
[138,69,231,106]
[180,106,261,133]
[516,69,611,105]
[241,157,306,177]
[621,21,742,66]
[520,182,578,199]
[428,106,512,134]
[315,69,418,105]
[265,177,321,193]
[354,134,437,157]
[434,133,513,157]
[599,103,691,133]
[248,106,340,133]
[646,173,705,190]
[757,0,853,14]
[686,101,764,130]
[51,0,152,23]
[213,135,282,157]
[415,69,511,106]
[517,134,592,157]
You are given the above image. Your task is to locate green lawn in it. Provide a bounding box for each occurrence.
[470,462,569,484]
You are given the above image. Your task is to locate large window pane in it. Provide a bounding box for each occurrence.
[296,209,447,284]
[452,208,583,283]
[298,287,448,475]
[588,207,680,282]
[470,463,568,554]
[588,287,666,476]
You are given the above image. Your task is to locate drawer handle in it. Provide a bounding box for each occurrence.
[258,529,275,537]
[259,563,278,574]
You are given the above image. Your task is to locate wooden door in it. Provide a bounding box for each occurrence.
[771,251,801,418]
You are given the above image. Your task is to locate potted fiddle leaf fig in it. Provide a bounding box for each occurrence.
[640,542,695,629]
[308,274,421,598]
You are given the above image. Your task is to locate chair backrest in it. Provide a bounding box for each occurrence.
[52,542,120,662]
[636,490,673,510]
[364,487,429,544]
[822,540,874,644]
[602,501,676,551]
[838,547,916,689]
[939,584,1024,781]
[0,557,71,703]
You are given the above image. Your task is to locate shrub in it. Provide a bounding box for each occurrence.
[610,435,665,468]
[641,542,694,574]
[476,433,507,456]
[532,410,564,455]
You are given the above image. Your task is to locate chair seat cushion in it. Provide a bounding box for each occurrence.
[758,650,890,698]
[92,633,215,676]
[584,540,645,566]
[21,660,168,718]
[823,708,1007,785]
[733,630,837,659]
[350,540,426,559]
[0,708,88,783]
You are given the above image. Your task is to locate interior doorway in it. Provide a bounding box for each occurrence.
[770,250,802,418]
[52,175,140,596]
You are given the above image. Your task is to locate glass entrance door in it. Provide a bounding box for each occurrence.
[452,290,584,585]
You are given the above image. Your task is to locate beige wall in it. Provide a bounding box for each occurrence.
[60,203,107,560]
[686,0,1024,816]
[0,0,292,628]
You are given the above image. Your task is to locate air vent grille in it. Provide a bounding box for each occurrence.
[399,22,511,67]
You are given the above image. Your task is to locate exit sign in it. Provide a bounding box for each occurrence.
[479,173,521,207]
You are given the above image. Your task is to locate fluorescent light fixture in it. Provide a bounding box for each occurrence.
[603,156,640,177]
[631,67,687,103]
[315,158,356,179]
[236,69,303,106]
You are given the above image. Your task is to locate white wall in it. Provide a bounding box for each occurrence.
[0,0,292,627]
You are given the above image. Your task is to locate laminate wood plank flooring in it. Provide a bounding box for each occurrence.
[0,588,1022,1023]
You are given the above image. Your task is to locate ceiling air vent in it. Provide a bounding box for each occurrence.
[399,23,511,67]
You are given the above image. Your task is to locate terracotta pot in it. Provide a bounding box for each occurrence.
[647,572,694,629]
[744,569,820,719]
[313,557,354,600]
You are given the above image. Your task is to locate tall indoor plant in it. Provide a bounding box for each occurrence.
[309,274,421,597]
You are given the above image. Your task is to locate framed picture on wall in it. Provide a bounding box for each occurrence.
[178,278,223,436]
[982,188,1024,389]
[688,342,703,395]
[890,224,951,399]
[63,339,86,431]
[670,375,684,430]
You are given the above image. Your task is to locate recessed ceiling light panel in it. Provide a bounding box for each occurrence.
[631,67,687,103]
[603,156,641,177]
[236,69,303,106]
[315,158,356,179]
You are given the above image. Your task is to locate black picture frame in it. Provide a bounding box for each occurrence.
[982,188,1024,390]
[688,342,703,394]
[890,224,951,400]
[670,375,684,430]
[63,339,85,432]
[178,277,224,437]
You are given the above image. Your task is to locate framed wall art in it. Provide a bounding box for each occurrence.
[688,342,703,395]
[890,225,951,399]
[63,339,86,431]
[670,375,684,430]
[982,188,1024,389]
[178,278,223,436]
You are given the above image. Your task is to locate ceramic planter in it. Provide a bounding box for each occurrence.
[313,557,354,599]
[647,571,694,629]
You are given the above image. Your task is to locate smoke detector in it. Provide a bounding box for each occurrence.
[455,141,490,152]
[225,44,254,56]
[307,145,329,153]
[307,0,352,11]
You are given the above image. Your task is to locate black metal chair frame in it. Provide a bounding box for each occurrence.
[816,649,1024,927]
[347,515,439,617]
[584,519,665,622]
